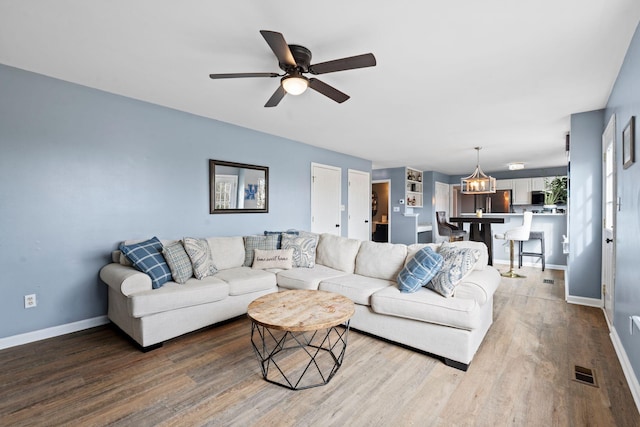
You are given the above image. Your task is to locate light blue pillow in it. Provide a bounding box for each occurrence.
[120,237,172,289]
[397,247,443,293]
[426,243,480,297]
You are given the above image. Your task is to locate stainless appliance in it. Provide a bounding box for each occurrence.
[531,191,545,205]
[459,190,512,213]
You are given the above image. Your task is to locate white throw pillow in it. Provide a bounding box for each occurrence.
[252,248,294,270]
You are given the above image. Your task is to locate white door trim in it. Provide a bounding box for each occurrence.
[602,114,617,329]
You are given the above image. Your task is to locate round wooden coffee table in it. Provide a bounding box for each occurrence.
[247,289,355,390]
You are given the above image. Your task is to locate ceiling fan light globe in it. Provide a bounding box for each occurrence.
[282,76,308,95]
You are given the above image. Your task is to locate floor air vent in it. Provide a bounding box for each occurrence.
[543,279,555,284]
[573,365,598,387]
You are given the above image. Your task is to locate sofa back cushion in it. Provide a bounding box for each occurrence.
[206,236,245,270]
[406,241,488,270]
[355,241,407,281]
[316,233,362,273]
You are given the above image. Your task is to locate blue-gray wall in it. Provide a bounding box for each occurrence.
[0,64,371,339]
[604,21,640,387]
[372,167,420,244]
[422,171,450,241]
[568,109,605,300]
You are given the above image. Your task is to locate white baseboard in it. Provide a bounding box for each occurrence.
[492,259,567,271]
[566,295,603,308]
[0,316,109,351]
[610,326,640,413]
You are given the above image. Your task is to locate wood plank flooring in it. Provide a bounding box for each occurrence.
[1,268,638,426]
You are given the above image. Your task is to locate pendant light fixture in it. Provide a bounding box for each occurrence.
[461,147,496,194]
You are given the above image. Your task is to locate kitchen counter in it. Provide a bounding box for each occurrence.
[486,213,567,268]
[459,212,566,217]
[417,223,432,233]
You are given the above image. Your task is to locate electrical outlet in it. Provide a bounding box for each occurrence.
[24,294,36,308]
[393,206,400,212]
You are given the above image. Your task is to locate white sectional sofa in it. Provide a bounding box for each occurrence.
[100,233,500,370]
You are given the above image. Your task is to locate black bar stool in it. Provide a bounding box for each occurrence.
[519,230,545,271]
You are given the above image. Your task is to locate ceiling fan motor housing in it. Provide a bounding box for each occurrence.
[282,45,312,73]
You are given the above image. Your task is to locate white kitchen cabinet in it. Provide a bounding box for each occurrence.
[496,179,513,190]
[530,177,546,191]
[512,178,531,205]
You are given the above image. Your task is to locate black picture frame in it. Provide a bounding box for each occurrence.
[209,159,269,214]
[623,116,635,169]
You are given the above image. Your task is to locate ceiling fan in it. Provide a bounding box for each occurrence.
[209,30,377,107]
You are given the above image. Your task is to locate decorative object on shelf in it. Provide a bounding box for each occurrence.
[623,116,635,169]
[405,167,423,207]
[543,176,567,212]
[461,147,496,194]
[372,191,378,217]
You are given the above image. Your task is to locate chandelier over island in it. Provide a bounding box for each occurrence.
[461,147,497,194]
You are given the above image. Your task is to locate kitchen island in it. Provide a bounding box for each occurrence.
[456,213,567,269]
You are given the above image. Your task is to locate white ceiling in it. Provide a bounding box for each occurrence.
[1,1,639,174]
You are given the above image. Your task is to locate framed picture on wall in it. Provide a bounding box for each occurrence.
[623,116,635,169]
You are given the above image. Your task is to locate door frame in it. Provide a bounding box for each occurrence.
[602,114,617,328]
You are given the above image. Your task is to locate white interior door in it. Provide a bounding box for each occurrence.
[311,163,342,236]
[434,182,451,243]
[435,181,450,214]
[348,169,371,240]
[602,115,616,327]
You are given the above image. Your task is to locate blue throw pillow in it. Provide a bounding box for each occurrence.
[120,237,172,289]
[397,247,443,293]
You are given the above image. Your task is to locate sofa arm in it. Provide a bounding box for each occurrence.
[99,263,152,296]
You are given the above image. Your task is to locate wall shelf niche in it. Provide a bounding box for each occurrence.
[405,167,423,207]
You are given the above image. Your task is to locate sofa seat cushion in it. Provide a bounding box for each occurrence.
[319,274,394,306]
[214,267,277,296]
[276,264,348,290]
[370,286,481,331]
[128,277,229,318]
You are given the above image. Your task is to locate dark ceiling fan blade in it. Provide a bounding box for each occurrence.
[260,30,296,67]
[209,72,280,79]
[309,53,376,75]
[264,85,286,107]
[308,78,350,103]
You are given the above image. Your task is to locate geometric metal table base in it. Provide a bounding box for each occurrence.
[250,321,350,390]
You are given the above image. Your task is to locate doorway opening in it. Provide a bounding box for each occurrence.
[372,180,390,242]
